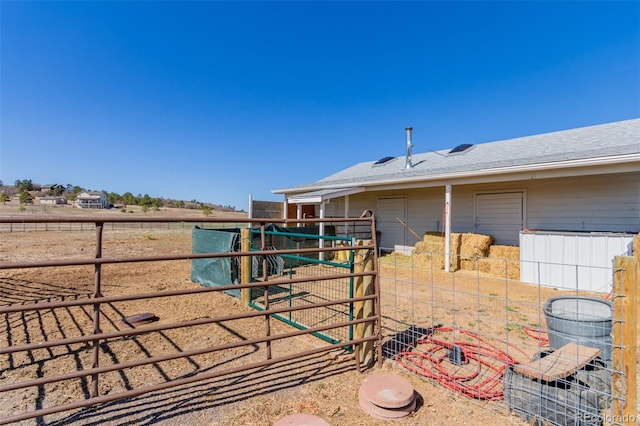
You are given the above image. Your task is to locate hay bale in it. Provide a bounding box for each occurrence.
[459,233,493,258]
[489,245,520,259]
[478,245,520,279]
[478,257,520,280]
[413,232,463,271]
[415,233,444,253]
[414,233,443,269]
[460,258,479,271]
[453,233,492,271]
[411,252,443,269]
[422,231,445,243]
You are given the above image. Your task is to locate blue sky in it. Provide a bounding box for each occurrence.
[1,1,639,211]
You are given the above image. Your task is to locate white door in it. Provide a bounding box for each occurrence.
[376,197,407,251]
[475,192,524,245]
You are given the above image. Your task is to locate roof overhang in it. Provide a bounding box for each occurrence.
[286,187,364,204]
[276,153,640,196]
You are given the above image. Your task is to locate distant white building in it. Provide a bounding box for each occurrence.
[40,196,67,205]
[75,192,109,209]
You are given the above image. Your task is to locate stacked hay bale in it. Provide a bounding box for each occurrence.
[478,245,520,279]
[412,232,467,271]
[411,232,518,279]
[458,233,493,271]
[412,232,453,270]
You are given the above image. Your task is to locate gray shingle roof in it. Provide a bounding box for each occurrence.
[276,118,640,193]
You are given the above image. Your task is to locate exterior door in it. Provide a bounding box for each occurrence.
[475,192,524,245]
[376,197,407,251]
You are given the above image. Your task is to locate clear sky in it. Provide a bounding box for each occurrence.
[1,1,639,211]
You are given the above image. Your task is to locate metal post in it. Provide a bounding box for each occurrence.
[319,202,325,261]
[444,184,452,272]
[91,222,104,398]
[260,223,271,360]
[241,228,251,306]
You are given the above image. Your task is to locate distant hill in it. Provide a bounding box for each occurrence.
[0,181,244,213]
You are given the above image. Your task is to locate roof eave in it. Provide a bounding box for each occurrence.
[275,153,640,195]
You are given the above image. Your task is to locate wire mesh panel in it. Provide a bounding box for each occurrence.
[376,249,631,426]
[248,226,356,344]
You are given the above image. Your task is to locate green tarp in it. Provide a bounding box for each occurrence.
[191,226,240,297]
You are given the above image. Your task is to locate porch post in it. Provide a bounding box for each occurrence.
[344,195,350,237]
[445,184,452,272]
[319,201,326,261]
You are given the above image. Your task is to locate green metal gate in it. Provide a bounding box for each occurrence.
[248,225,356,345]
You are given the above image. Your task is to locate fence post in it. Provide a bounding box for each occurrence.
[260,223,272,360]
[612,255,638,425]
[91,222,104,398]
[241,228,251,306]
[354,240,374,369]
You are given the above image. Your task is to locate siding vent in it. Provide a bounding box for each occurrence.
[374,156,395,165]
[448,143,474,154]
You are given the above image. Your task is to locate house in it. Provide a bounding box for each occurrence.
[39,196,67,205]
[75,192,110,209]
[273,119,640,253]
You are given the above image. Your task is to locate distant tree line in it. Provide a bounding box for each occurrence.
[0,179,242,212]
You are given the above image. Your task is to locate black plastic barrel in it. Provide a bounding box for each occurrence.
[543,296,613,367]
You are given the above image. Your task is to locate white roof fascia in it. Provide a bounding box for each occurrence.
[286,187,364,204]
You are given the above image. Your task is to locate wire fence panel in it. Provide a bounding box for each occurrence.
[377,250,637,426]
[248,226,357,345]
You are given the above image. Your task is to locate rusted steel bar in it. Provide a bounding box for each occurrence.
[91,221,104,397]
[0,244,375,270]
[0,216,373,224]
[0,335,376,425]
[0,215,380,424]
[0,293,379,355]
[0,270,375,315]
[368,212,384,368]
[260,222,272,360]
[0,315,378,393]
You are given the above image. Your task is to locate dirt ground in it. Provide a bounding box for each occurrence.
[0,205,628,425]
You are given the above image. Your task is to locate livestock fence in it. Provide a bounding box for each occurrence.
[377,237,638,426]
[0,220,245,232]
[0,215,637,425]
[0,215,379,425]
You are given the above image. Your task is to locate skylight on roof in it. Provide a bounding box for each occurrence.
[374,156,395,165]
[448,143,474,154]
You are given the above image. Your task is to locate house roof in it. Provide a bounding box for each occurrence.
[274,118,640,200]
[77,192,105,200]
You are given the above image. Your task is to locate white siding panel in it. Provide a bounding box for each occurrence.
[520,231,634,292]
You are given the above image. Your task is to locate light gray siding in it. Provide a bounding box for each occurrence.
[340,171,639,248]
[526,172,639,233]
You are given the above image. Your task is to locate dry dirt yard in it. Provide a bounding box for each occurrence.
[0,205,567,425]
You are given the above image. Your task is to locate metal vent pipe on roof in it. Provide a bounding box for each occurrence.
[405,127,413,169]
